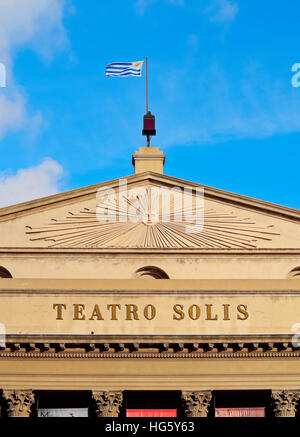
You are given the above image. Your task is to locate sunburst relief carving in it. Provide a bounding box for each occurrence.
[26,187,279,249]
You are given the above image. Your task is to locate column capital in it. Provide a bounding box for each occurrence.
[92,391,123,417]
[2,389,35,417]
[271,390,300,417]
[181,391,212,417]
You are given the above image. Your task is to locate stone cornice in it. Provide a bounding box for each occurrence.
[0,171,299,223]
[1,247,300,255]
[0,278,300,293]
[2,333,297,342]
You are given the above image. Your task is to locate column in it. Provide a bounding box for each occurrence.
[181,391,212,417]
[92,391,123,417]
[271,390,300,417]
[2,390,35,417]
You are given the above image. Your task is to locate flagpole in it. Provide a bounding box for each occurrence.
[146,57,150,146]
[146,56,149,114]
[142,57,156,148]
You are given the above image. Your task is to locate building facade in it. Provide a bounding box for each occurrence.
[0,146,300,417]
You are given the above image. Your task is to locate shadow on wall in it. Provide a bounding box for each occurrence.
[134,266,169,279]
[0,266,12,278]
[287,267,300,279]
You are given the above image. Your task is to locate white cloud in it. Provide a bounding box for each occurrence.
[0,0,70,139]
[0,159,64,207]
[0,90,43,140]
[206,0,239,23]
[0,0,67,56]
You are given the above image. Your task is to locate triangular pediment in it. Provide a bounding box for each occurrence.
[0,172,299,250]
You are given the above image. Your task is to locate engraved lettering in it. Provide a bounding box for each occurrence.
[107,304,121,320]
[188,304,201,320]
[205,304,218,320]
[173,304,185,320]
[237,304,249,320]
[144,304,156,320]
[73,304,85,320]
[53,303,66,320]
[89,304,104,320]
[125,304,139,320]
[223,304,230,320]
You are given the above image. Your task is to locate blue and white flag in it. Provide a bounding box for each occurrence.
[106,61,144,77]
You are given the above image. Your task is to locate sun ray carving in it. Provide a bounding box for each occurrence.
[26,187,279,248]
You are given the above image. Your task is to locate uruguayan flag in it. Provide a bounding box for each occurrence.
[106,61,144,77]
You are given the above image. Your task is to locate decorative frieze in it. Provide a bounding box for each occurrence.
[181,391,212,417]
[0,341,298,356]
[92,391,123,417]
[271,390,300,417]
[2,390,35,417]
[0,349,300,360]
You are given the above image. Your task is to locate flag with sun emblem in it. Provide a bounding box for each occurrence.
[105,61,144,77]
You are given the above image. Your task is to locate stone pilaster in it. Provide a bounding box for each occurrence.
[2,390,35,417]
[181,391,212,417]
[271,390,300,417]
[92,391,123,417]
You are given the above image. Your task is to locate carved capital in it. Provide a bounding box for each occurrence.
[181,391,212,417]
[271,390,300,417]
[2,390,35,417]
[92,391,123,417]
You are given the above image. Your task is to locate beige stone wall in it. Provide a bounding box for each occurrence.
[0,251,299,279]
[0,356,300,391]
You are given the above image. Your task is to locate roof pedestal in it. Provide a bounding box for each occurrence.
[132,146,165,174]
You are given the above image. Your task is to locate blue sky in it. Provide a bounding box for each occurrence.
[0,0,300,208]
